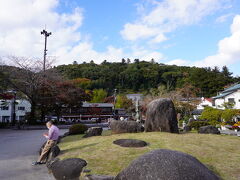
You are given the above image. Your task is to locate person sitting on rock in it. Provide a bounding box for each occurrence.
[32,121,59,165]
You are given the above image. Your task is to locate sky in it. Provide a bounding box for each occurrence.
[0,0,240,76]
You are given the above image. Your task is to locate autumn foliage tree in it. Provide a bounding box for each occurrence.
[1,56,90,123]
[39,80,91,121]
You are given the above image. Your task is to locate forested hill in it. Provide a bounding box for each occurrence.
[55,60,239,97]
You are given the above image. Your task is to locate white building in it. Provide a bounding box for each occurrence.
[0,99,31,122]
[212,83,240,109]
[197,97,213,110]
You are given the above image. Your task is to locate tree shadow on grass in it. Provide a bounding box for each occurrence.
[60,142,99,154]
[59,134,85,144]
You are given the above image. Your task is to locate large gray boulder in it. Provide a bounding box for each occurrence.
[84,175,114,180]
[115,149,220,180]
[145,98,179,133]
[109,120,143,134]
[198,125,220,134]
[113,139,147,148]
[48,158,87,180]
[83,127,103,138]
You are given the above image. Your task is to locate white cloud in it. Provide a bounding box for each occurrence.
[121,0,229,44]
[166,15,240,69]
[194,15,240,67]
[167,59,189,66]
[121,24,158,41]
[0,0,165,65]
[0,0,84,64]
[56,42,125,64]
[130,46,164,60]
[216,13,233,23]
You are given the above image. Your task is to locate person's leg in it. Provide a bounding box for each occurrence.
[37,140,55,163]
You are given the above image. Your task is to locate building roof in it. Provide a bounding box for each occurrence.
[204,98,212,102]
[212,83,240,99]
[222,83,240,93]
[213,91,233,99]
[82,102,113,108]
[126,94,143,97]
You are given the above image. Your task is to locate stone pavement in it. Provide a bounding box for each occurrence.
[0,129,67,180]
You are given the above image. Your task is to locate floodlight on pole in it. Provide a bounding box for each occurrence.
[41,29,52,72]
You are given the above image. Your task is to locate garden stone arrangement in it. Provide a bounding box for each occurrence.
[198,125,220,134]
[109,120,143,134]
[47,158,87,180]
[113,139,148,147]
[115,149,220,180]
[145,98,179,133]
[83,127,103,138]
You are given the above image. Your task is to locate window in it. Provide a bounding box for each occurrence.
[228,98,235,104]
[18,106,25,111]
[19,116,25,121]
[101,107,112,113]
[2,116,10,122]
[0,106,9,110]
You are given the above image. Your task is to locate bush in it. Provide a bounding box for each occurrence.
[221,109,239,122]
[69,124,88,135]
[0,122,8,128]
[199,107,222,125]
[189,121,210,130]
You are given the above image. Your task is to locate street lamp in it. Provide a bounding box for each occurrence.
[41,29,52,72]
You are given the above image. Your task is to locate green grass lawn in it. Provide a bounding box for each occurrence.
[58,131,240,180]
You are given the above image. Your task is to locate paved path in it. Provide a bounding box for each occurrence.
[0,129,67,180]
[220,129,240,136]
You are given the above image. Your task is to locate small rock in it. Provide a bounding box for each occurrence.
[83,127,103,138]
[113,139,147,147]
[198,125,220,134]
[48,158,87,180]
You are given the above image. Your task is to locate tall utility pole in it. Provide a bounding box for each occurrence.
[41,29,51,72]
[40,29,51,122]
[113,89,117,117]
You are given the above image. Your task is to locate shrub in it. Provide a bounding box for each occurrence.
[221,109,239,122]
[69,124,88,135]
[189,121,210,130]
[199,107,222,125]
[0,122,8,128]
